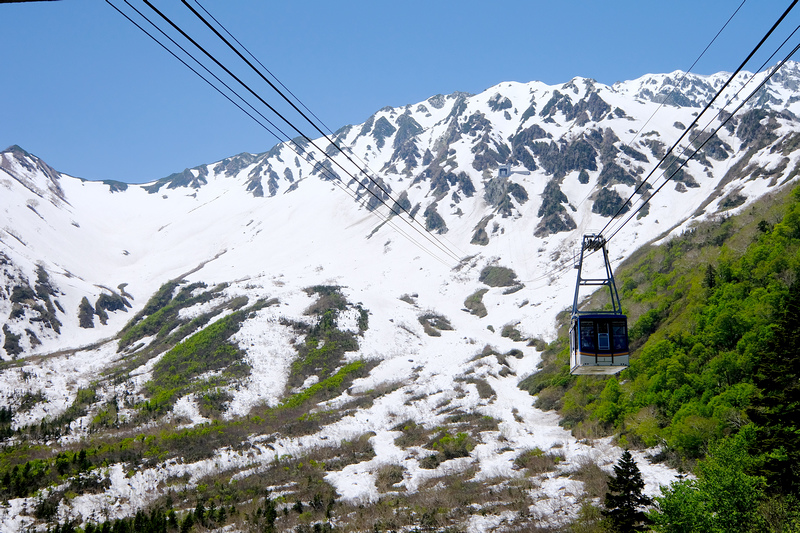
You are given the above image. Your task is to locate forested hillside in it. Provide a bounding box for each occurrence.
[522,184,800,530]
[4,60,800,530]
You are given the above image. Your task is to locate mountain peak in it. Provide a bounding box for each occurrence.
[3,61,800,532]
[0,143,66,205]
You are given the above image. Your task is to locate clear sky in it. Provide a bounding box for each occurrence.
[1,0,798,183]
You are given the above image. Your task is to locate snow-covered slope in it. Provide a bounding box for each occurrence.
[1,62,799,531]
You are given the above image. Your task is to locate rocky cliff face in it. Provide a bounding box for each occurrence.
[1,63,799,532]
[3,61,800,365]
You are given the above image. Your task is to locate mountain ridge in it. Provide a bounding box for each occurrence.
[1,62,800,531]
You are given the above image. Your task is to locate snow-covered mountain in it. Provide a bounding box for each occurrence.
[1,62,799,531]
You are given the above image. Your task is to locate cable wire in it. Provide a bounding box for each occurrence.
[598,0,799,239]
[625,0,749,149]
[111,0,292,147]
[524,25,800,290]
[190,0,336,136]
[604,20,800,241]
[108,1,457,268]
[564,0,749,218]
[138,0,463,264]
[607,39,800,243]
[189,0,465,258]
[177,0,465,263]
[517,3,797,288]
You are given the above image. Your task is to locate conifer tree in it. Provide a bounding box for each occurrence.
[603,450,652,532]
[195,501,206,527]
[749,279,800,495]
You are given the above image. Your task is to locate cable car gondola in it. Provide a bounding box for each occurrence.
[569,234,629,375]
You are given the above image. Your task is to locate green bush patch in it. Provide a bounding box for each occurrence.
[141,300,273,416]
[418,313,454,336]
[479,265,518,287]
[464,288,489,317]
[118,281,214,350]
[286,286,364,389]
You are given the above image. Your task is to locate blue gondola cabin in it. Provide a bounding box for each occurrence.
[569,313,629,375]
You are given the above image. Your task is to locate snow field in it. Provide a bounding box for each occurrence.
[3,64,800,530]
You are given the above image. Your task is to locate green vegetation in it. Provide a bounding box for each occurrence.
[501,323,525,341]
[197,389,232,419]
[603,451,652,532]
[0,283,389,530]
[376,463,405,492]
[479,265,518,287]
[464,288,489,317]
[303,285,347,315]
[91,397,120,430]
[461,377,495,399]
[9,387,98,442]
[16,390,46,412]
[513,447,563,475]
[394,420,433,448]
[139,298,274,417]
[431,431,474,459]
[649,427,782,532]
[111,282,272,401]
[281,361,365,409]
[0,357,374,501]
[420,430,476,469]
[418,312,453,337]
[0,407,11,440]
[142,307,250,415]
[285,286,362,389]
[522,184,800,529]
[43,459,344,533]
[1,447,94,500]
[524,186,799,448]
[117,281,215,350]
[398,293,417,305]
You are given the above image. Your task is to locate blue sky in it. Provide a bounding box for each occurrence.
[1,0,798,183]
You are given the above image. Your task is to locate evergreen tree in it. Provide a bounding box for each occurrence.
[749,278,800,495]
[167,509,178,530]
[248,493,278,533]
[603,450,652,532]
[179,511,194,533]
[263,493,278,533]
[133,510,145,533]
[195,501,206,527]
